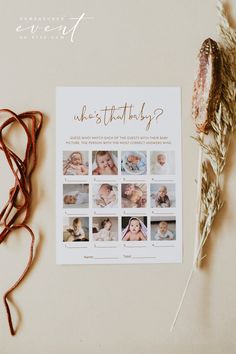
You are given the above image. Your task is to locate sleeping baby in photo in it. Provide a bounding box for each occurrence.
[121,151,146,175]
[94,184,118,208]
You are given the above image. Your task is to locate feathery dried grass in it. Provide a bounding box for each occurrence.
[171,0,236,331]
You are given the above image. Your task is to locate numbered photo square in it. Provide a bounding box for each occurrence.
[63,151,89,175]
[63,217,89,242]
[92,217,118,241]
[121,216,148,241]
[151,216,176,240]
[63,184,89,208]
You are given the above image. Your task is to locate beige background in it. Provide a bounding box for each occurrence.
[0,0,236,353]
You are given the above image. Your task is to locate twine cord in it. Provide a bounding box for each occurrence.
[0,109,43,335]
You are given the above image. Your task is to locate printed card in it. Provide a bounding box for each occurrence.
[56,87,182,264]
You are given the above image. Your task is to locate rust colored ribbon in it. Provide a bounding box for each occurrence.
[0,109,43,335]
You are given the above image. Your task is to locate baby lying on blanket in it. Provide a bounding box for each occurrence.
[64,190,88,206]
[95,184,117,208]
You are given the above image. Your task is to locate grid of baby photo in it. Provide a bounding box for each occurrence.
[62,150,177,243]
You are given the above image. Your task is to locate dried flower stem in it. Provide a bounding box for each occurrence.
[193,134,203,269]
[170,0,236,331]
[170,219,210,332]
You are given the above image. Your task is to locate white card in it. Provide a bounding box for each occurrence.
[56,87,182,264]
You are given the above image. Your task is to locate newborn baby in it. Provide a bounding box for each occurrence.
[153,152,171,175]
[122,184,144,208]
[64,190,88,206]
[95,184,117,208]
[125,153,145,173]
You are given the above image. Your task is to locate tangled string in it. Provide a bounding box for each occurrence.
[0,109,43,335]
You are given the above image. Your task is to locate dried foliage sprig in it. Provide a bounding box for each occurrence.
[192,37,222,267]
[170,0,236,331]
[193,0,236,266]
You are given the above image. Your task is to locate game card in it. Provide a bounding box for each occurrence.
[56,87,182,264]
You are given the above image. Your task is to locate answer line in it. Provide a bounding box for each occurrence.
[94,245,117,249]
[94,257,119,260]
[124,245,146,248]
[132,256,156,259]
[152,244,175,248]
[65,244,88,249]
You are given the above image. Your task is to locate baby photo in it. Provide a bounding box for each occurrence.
[92,183,118,208]
[63,151,89,175]
[121,184,147,208]
[150,183,176,208]
[122,216,147,241]
[151,216,176,241]
[150,151,175,175]
[92,151,118,175]
[92,217,118,241]
[63,217,89,242]
[121,151,147,175]
[63,184,89,208]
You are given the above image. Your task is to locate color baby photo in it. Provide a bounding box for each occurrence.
[150,183,176,208]
[151,216,176,241]
[150,151,175,175]
[92,151,118,175]
[63,151,89,175]
[121,183,147,208]
[63,217,89,242]
[92,217,118,241]
[92,183,118,208]
[122,216,148,241]
[63,184,89,208]
[121,151,147,175]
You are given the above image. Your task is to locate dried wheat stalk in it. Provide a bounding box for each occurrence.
[170,0,236,331]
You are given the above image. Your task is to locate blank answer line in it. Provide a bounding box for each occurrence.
[123,180,146,183]
[151,179,175,182]
[65,244,88,249]
[124,245,146,248]
[123,212,145,215]
[64,179,88,183]
[94,212,117,216]
[152,244,175,248]
[94,179,118,183]
[65,212,88,216]
[94,245,117,249]
[132,256,157,259]
[151,212,176,215]
[94,257,119,260]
